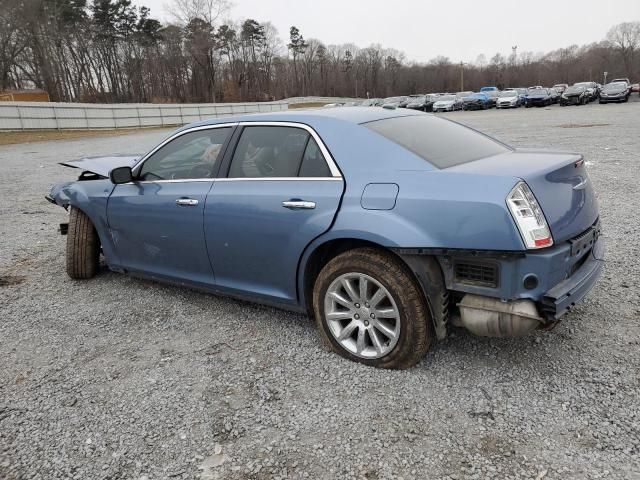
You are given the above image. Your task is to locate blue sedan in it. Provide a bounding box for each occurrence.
[47,108,603,369]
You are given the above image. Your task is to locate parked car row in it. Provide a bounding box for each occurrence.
[326,78,637,112]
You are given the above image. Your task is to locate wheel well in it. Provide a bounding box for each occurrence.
[302,238,395,315]
[302,238,449,340]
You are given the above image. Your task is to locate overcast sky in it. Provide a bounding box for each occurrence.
[137,0,640,63]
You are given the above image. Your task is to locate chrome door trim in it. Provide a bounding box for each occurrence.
[282,200,316,209]
[236,121,342,178]
[131,122,239,177]
[215,177,342,182]
[175,198,199,206]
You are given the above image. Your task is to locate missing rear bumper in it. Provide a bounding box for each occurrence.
[541,237,604,319]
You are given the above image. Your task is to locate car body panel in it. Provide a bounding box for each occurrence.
[449,149,599,243]
[203,178,344,305]
[60,155,141,177]
[107,181,216,284]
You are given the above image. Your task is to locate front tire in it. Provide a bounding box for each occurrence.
[313,248,434,369]
[66,207,100,279]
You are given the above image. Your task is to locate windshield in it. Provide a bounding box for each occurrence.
[528,89,547,95]
[364,115,510,169]
[574,82,591,88]
[499,91,518,97]
[566,86,585,93]
[437,95,456,102]
[604,82,626,91]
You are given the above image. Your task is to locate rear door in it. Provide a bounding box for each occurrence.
[107,125,233,284]
[204,123,344,305]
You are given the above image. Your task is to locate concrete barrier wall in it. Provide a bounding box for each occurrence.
[0,101,288,131]
[285,96,363,104]
[0,97,372,131]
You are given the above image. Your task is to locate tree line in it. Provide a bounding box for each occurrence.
[1,0,639,103]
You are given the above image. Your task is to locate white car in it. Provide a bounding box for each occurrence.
[432,95,462,112]
[496,90,521,109]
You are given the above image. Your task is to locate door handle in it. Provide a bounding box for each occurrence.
[282,200,316,210]
[176,198,199,206]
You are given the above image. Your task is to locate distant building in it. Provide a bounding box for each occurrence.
[0,89,50,102]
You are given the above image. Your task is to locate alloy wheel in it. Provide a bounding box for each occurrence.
[324,272,401,359]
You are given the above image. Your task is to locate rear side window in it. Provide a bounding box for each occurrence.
[298,138,331,177]
[229,126,309,178]
[364,115,510,169]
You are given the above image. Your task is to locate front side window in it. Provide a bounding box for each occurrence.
[139,127,230,181]
[228,126,331,178]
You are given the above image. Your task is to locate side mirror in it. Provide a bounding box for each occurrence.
[109,166,133,184]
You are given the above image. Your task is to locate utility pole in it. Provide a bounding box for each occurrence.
[460,62,466,91]
[512,45,518,63]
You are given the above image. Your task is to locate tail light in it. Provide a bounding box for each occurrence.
[507,182,554,249]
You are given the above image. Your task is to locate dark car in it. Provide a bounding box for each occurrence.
[405,95,436,112]
[560,85,588,106]
[525,88,553,107]
[573,82,599,102]
[599,81,630,104]
[462,92,490,110]
[483,90,499,108]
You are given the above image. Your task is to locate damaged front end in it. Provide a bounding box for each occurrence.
[45,154,140,239]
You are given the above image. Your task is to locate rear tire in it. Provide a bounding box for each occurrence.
[312,248,434,369]
[66,207,100,279]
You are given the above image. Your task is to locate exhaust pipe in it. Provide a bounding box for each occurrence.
[457,294,544,337]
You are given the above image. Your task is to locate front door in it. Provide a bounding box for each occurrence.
[107,126,233,285]
[204,124,344,304]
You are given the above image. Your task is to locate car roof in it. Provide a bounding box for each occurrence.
[179,106,424,132]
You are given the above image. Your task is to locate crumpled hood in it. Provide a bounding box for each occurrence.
[60,155,140,177]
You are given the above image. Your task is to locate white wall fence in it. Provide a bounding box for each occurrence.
[0,101,288,131]
[285,96,363,105]
[0,97,366,131]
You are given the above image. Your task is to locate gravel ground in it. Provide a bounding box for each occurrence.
[1,100,639,480]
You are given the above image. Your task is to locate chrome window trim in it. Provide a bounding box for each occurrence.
[131,122,238,178]
[129,177,342,185]
[215,177,342,182]
[235,121,342,178]
[128,120,343,183]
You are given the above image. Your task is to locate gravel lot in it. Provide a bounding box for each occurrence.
[1,100,639,480]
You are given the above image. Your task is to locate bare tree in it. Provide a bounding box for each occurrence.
[606,21,640,77]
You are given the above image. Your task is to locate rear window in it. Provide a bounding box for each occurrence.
[364,115,510,169]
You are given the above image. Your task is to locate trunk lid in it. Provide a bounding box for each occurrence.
[448,149,599,243]
[60,155,140,177]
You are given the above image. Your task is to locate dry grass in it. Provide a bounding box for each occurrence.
[0,127,171,146]
[287,102,326,109]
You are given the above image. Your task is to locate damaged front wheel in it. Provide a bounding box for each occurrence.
[66,207,100,279]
